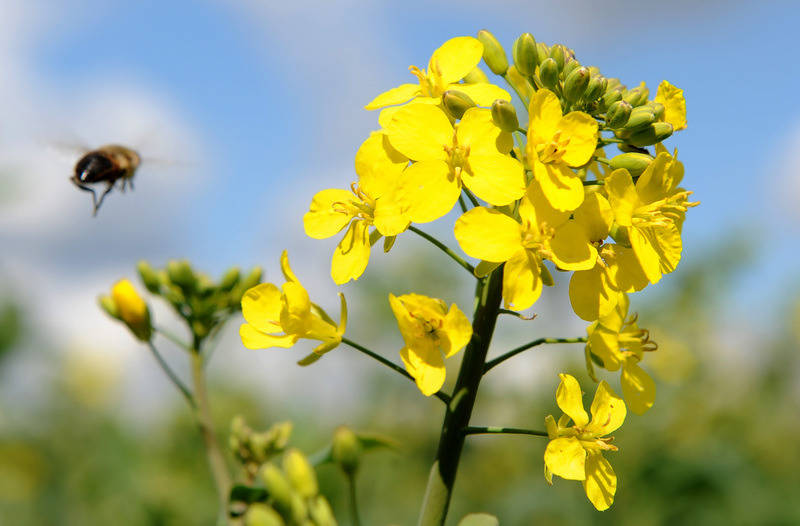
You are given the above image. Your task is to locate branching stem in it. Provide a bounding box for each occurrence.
[463,426,548,437]
[408,226,475,276]
[483,337,587,374]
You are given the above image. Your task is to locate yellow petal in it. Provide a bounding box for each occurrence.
[280,249,300,284]
[532,160,584,212]
[634,152,673,206]
[629,227,663,284]
[569,265,618,322]
[556,373,589,428]
[454,207,521,262]
[549,221,597,271]
[241,283,284,333]
[544,437,586,481]
[574,192,612,242]
[331,220,371,285]
[303,189,354,239]
[377,96,438,129]
[583,452,616,511]
[503,248,542,310]
[655,80,687,131]
[364,83,420,110]
[385,104,452,161]
[399,345,446,396]
[457,107,511,156]
[279,281,312,335]
[239,323,298,350]
[586,380,626,436]
[621,359,656,415]
[373,187,411,236]
[607,245,649,293]
[462,154,526,206]
[449,81,511,107]
[441,303,472,358]
[558,112,598,167]
[604,169,638,227]
[587,324,623,371]
[428,36,483,86]
[527,89,562,143]
[642,224,682,276]
[398,160,460,223]
[355,132,408,198]
[524,180,570,229]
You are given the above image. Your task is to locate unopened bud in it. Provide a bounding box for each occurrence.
[166,260,196,292]
[512,33,537,76]
[564,66,590,102]
[609,153,654,177]
[623,85,649,107]
[535,42,549,67]
[626,122,673,147]
[539,262,554,287]
[261,464,293,511]
[442,90,476,120]
[98,295,120,320]
[606,100,632,128]
[646,101,665,120]
[548,44,568,71]
[308,497,336,526]
[477,30,508,74]
[463,67,489,84]
[137,261,161,294]
[623,107,656,132]
[332,426,362,475]
[284,449,318,498]
[491,99,519,133]
[562,58,580,79]
[601,88,623,110]
[219,267,240,291]
[245,504,286,526]
[539,58,559,90]
[583,76,606,102]
[110,279,152,341]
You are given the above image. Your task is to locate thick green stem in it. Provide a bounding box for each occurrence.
[190,351,232,520]
[347,472,362,526]
[463,426,548,438]
[418,267,503,526]
[483,337,587,374]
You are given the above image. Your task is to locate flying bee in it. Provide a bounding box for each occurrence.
[70,144,141,216]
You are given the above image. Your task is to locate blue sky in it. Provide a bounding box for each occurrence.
[1,0,799,402]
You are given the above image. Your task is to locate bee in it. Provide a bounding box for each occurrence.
[70,144,141,216]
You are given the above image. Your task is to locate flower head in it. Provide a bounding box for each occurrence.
[526,89,598,211]
[544,373,626,511]
[240,251,346,358]
[389,293,472,396]
[101,279,152,341]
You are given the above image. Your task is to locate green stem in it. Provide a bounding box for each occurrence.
[342,338,451,405]
[154,326,192,352]
[146,341,195,408]
[595,157,611,165]
[498,308,536,320]
[458,195,468,213]
[346,472,362,526]
[463,188,480,208]
[418,267,504,526]
[190,350,232,519]
[463,426,548,437]
[583,180,604,186]
[408,226,476,276]
[483,337,587,374]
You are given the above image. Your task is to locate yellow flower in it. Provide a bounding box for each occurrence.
[526,89,599,211]
[304,132,411,285]
[604,151,697,284]
[385,104,525,222]
[544,373,626,511]
[364,36,510,126]
[104,279,152,341]
[240,251,346,358]
[389,293,472,396]
[655,80,686,131]
[454,182,596,310]
[586,293,657,415]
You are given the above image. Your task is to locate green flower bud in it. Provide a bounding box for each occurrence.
[283,449,318,498]
[308,497,337,526]
[605,100,632,129]
[477,30,508,75]
[463,67,489,84]
[288,493,309,523]
[539,262,554,287]
[535,42,549,67]
[562,58,580,79]
[539,58,559,90]
[512,33,537,76]
[490,99,519,133]
[261,464,293,512]
[219,267,240,291]
[98,295,120,320]
[442,90,476,120]
[605,78,622,92]
[646,101,665,120]
[583,76,606,102]
[166,260,196,293]
[548,44,567,71]
[245,504,286,526]
[623,85,649,107]
[626,122,673,147]
[564,66,590,102]
[137,261,161,294]
[609,153,654,177]
[332,426,362,475]
[623,107,656,132]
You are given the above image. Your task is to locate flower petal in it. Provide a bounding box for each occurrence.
[457,107,511,156]
[583,452,617,511]
[532,159,585,212]
[569,265,618,322]
[450,81,511,107]
[462,154,526,206]
[399,344,446,396]
[502,249,542,310]
[355,132,408,198]
[558,111,599,167]
[428,36,483,86]
[239,323,298,350]
[549,221,597,271]
[454,207,521,262]
[544,437,586,481]
[303,188,354,239]
[385,104,452,161]
[574,192,612,242]
[655,80,687,131]
[241,283,284,333]
[604,169,638,227]
[586,381,626,435]
[556,373,590,428]
[331,220,371,285]
[364,83,421,110]
[527,89,562,144]
[441,303,472,358]
[621,358,656,415]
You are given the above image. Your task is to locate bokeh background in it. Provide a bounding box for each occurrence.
[1,1,799,524]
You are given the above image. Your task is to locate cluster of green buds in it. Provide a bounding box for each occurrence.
[246,449,337,526]
[477,29,686,155]
[135,259,262,346]
[230,416,293,480]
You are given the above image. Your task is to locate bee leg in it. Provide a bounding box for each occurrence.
[93,182,115,216]
[74,182,99,214]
